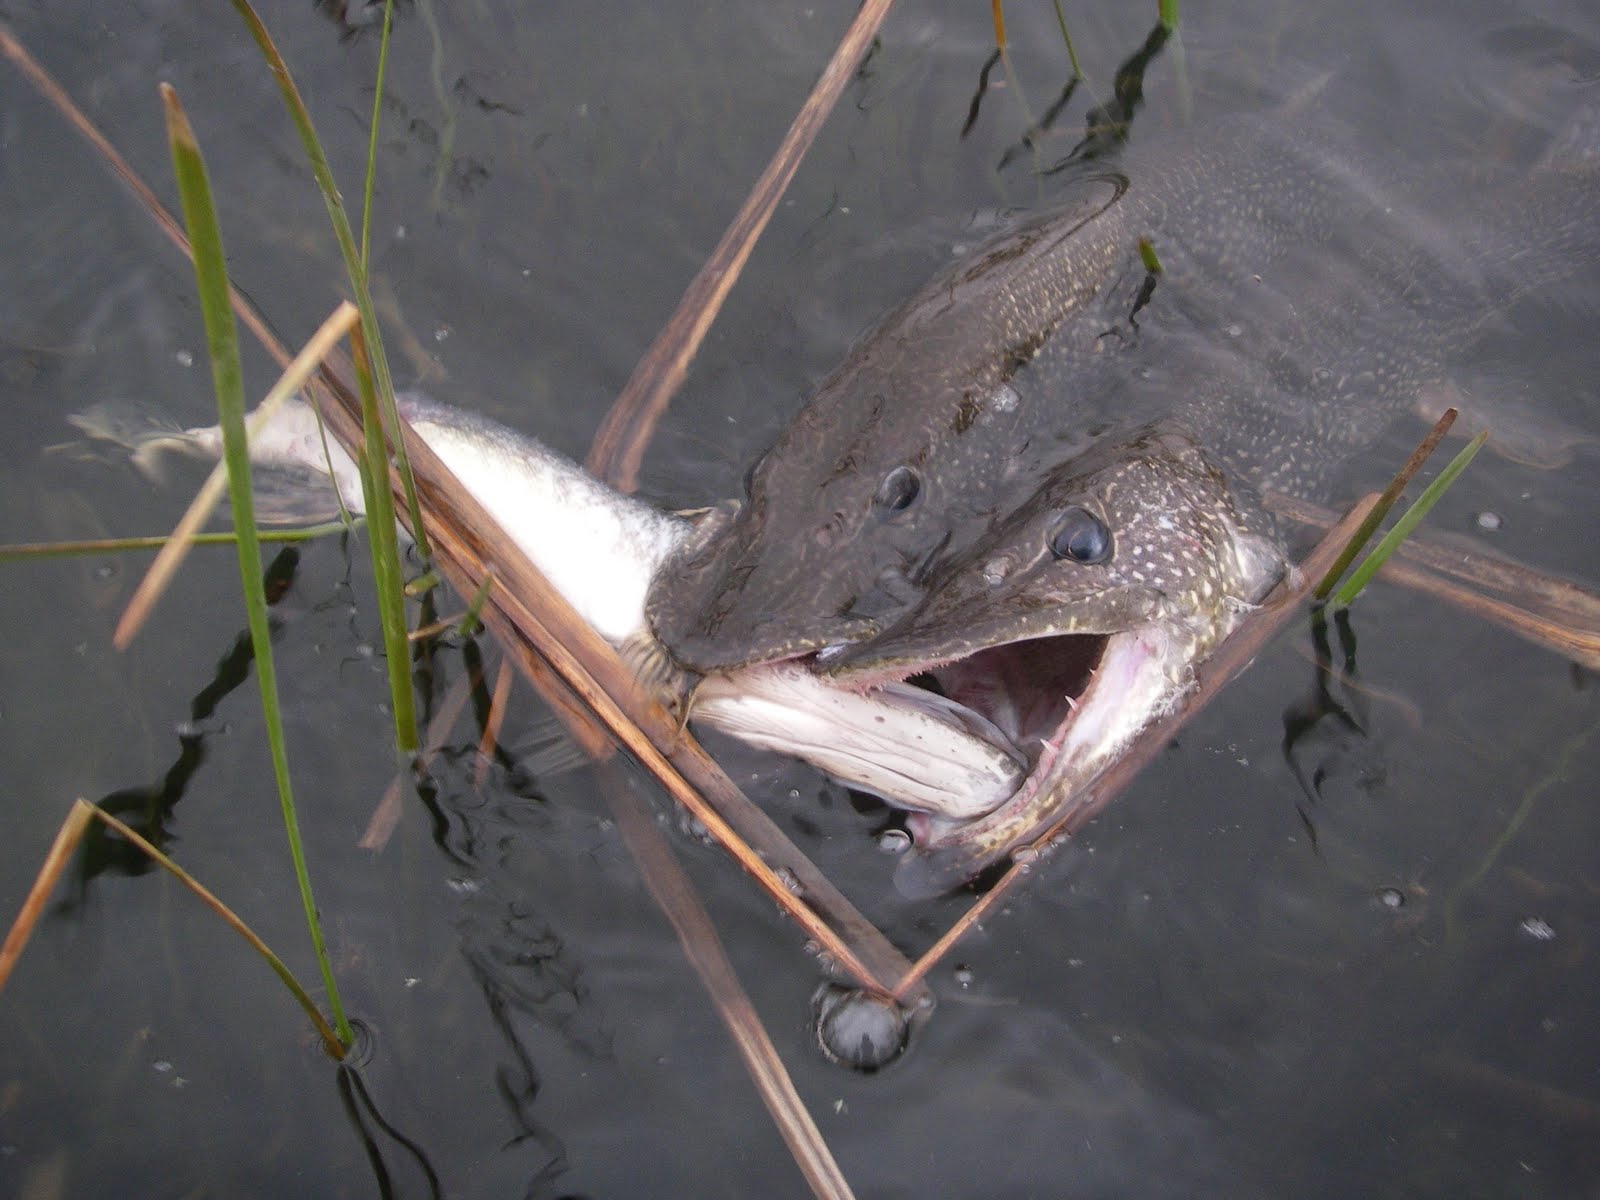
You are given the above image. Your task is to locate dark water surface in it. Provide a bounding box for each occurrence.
[2,2,1598,1197]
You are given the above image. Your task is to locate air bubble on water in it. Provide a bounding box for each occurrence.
[878,828,911,855]
[813,984,909,1072]
[953,964,974,988]
[175,349,194,368]
[1476,511,1503,532]
[1375,886,1405,910]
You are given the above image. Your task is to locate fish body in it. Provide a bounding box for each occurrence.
[101,393,1024,817]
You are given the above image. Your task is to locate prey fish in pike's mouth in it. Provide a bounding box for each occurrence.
[763,423,1286,897]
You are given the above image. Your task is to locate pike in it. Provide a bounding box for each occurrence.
[645,107,1598,893]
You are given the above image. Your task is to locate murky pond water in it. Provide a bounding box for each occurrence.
[2,1,1597,1197]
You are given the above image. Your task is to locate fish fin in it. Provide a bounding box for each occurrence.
[62,399,209,484]
[508,719,597,780]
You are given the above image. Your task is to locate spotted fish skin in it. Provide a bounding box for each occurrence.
[647,114,1598,675]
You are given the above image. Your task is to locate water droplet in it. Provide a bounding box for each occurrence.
[433,324,451,343]
[953,964,974,988]
[1476,511,1503,532]
[815,642,850,663]
[813,984,909,1071]
[877,828,911,855]
[981,557,1010,587]
[1225,323,1243,338]
[775,867,803,895]
[153,1060,173,1073]
[174,349,193,368]
[1375,886,1405,910]
[94,562,116,580]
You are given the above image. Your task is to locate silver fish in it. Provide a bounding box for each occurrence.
[77,393,1025,817]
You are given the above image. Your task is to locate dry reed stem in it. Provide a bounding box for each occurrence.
[474,658,515,789]
[0,801,95,993]
[1268,490,1600,667]
[585,0,899,491]
[602,762,857,1200]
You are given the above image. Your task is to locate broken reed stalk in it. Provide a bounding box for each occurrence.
[893,494,1379,1000]
[1266,491,1600,669]
[601,763,857,1200]
[585,0,899,491]
[1312,406,1456,600]
[0,800,345,1059]
[1329,430,1488,608]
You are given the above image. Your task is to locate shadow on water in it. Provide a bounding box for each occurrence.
[1280,605,1390,849]
[63,546,303,892]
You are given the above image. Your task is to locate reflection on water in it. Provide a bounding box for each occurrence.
[1,1,1597,1196]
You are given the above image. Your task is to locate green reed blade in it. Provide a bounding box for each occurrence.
[350,322,420,755]
[161,82,352,1048]
[225,0,431,563]
[1330,430,1489,610]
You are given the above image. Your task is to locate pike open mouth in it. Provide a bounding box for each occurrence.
[687,624,1172,898]
[818,626,1174,897]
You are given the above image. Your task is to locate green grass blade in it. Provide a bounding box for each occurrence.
[359,0,396,273]
[225,0,431,561]
[0,523,356,561]
[1159,0,1179,32]
[161,83,352,1048]
[1314,406,1458,601]
[1330,430,1489,609]
[351,324,421,753]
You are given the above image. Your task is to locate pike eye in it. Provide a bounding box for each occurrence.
[1049,507,1112,564]
[873,466,921,515]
